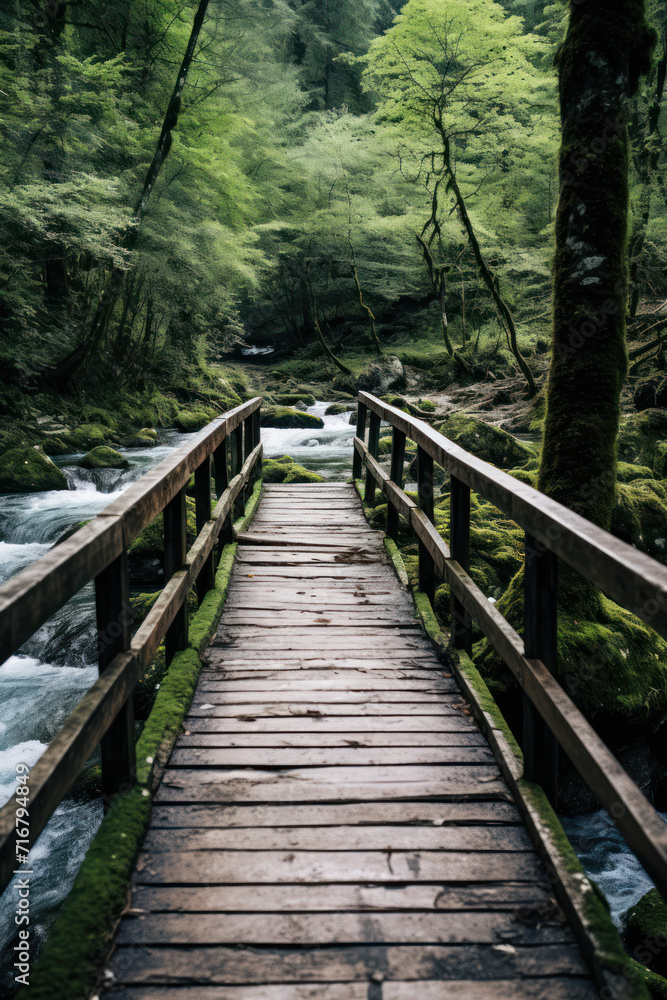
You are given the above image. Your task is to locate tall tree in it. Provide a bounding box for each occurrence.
[538,0,655,528]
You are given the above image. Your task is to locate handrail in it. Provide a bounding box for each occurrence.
[354,391,667,902]
[0,397,263,894]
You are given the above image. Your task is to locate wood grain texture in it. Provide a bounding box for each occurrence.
[108,481,594,996]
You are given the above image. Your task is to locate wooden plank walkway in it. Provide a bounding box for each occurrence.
[107,483,596,999]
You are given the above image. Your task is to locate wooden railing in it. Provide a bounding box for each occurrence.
[0,397,263,894]
[354,390,667,900]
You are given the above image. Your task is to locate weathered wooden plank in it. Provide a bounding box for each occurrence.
[232,566,396,579]
[133,849,538,884]
[236,551,384,565]
[204,657,442,670]
[168,747,493,768]
[143,822,529,852]
[156,767,506,802]
[149,800,522,827]
[108,980,598,1000]
[186,703,461,717]
[183,716,476,732]
[130,880,547,913]
[190,691,454,705]
[385,984,598,1000]
[118,910,572,946]
[198,673,447,688]
[110,943,589,985]
[220,613,418,628]
[177,732,488,748]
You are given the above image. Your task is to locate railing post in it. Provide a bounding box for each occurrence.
[450,476,473,653]
[195,457,214,602]
[251,406,261,484]
[417,445,435,604]
[523,532,559,804]
[364,410,381,506]
[242,412,254,508]
[164,486,188,665]
[233,422,244,519]
[213,435,233,546]
[353,401,367,480]
[95,550,134,804]
[387,426,406,540]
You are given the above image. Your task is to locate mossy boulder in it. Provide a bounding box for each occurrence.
[417,398,436,412]
[612,480,667,562]
[42,437,70,456]
[175,409,215,433]
[66,423,110,451]
[77,446,129,470]
[274,393,316,407]
[0,447,68,494]
[435,413,535,470]
[618,461,654,483]
[325,403,351,416]
[261,407,324,429]
[123,428,158,448]
[618,410,667,476]
[623,889,667,979]
[262,456,324,484]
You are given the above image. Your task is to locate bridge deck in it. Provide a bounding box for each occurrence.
[108,483,595,999]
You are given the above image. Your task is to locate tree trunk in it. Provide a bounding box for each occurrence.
[538,0,655,533]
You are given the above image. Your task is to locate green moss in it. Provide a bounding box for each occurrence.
[624,890,667,979]
[618,411,667,476]
[0,447,68,493]
[612,480,667,562]
[508,466,538,486]
[262,456,324,483]
[66,423,110,450]
[274,392,316,407]
[417,398,436,412]
[260,406,324,429]
[618,461,654,483]
[325,402,349,415]
[41,437,70,456]
[475,568,667,736]
[77,446,129,470]
[435,412,535,469]
[175,408,215,432]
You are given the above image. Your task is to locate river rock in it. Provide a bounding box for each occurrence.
[435,413,534,470]
[261,407,324,429]
[356,356,406,395]
[0,447,68,494]
[77,446,129,470]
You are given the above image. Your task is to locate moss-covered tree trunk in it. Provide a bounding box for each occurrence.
[538,0,655,532]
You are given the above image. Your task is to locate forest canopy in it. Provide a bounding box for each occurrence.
[0,0,665,406]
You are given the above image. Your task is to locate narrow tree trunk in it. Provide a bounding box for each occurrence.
[538,0,655,532]
[439,136,536,396]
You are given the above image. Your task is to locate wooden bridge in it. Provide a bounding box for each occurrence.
[1,393,667,998]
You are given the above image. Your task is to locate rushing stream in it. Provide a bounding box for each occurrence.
[0,401,661,986]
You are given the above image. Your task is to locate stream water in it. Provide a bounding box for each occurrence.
[0,401,660,986]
